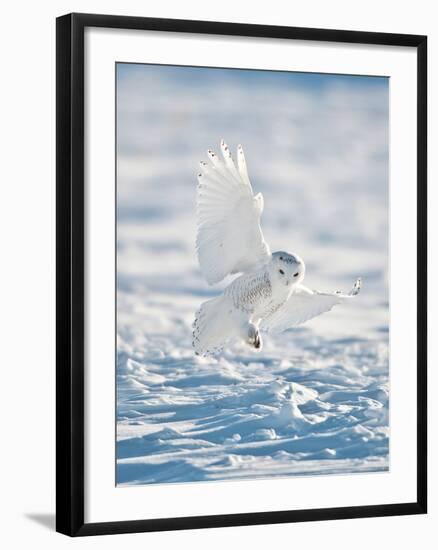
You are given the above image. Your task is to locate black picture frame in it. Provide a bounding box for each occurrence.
[56,12,427,537]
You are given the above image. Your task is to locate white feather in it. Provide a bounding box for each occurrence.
[261,278,362,333]
[196,140,271,285]
[192,294,248,356]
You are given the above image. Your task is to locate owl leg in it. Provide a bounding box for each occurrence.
[247,322,263,350]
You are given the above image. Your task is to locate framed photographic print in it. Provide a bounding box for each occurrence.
[56,13,427,536]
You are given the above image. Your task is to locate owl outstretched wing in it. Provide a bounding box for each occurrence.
[196,140,271,285]
[261,278,361,333]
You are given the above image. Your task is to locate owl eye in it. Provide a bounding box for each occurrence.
[279,269,285,275]
[293,272,299,277]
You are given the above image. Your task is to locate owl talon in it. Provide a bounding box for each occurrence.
[254,332,262,349]
[248,324,263,350]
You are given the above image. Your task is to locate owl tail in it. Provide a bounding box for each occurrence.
[192,294,245,356]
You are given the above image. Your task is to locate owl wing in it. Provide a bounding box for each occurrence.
[261,278,361,333]
[196,140,271,285]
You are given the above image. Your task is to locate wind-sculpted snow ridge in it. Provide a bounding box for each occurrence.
[117,322,388,485]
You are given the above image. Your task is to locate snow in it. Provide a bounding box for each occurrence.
[116,64,389,486]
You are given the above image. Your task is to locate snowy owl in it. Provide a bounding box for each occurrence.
[192,140,361,356]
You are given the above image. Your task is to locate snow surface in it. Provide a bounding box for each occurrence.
[116,65,389,485]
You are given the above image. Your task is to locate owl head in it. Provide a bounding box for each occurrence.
[271,251,305,286]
